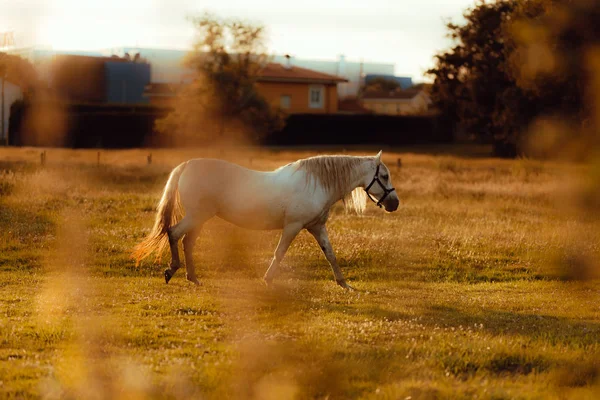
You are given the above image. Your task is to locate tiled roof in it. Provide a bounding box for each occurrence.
[257,63,347,84]
[338,98,372,114]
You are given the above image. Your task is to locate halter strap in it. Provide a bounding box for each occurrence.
[364,164,396,208]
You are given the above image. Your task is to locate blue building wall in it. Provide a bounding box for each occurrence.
[105,62,151,104]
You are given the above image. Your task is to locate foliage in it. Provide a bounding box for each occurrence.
[363,77,401,93]
[428,0,600,158]
[156,13,284,145]
[0,52,40,93]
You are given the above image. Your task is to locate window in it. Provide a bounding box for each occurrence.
[309,85,325,109]
[280,95,291,109]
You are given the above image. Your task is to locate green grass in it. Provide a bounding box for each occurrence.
[0,147,599,399]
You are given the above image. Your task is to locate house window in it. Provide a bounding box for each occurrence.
[280,95,291,109]
[309,85,325,109]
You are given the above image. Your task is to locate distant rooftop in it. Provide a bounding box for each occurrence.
[258,63,348,84]
[364,74,413,90]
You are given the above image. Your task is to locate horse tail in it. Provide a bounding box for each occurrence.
[132,161,187,266]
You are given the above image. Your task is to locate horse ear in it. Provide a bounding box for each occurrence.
[375,150,382,164]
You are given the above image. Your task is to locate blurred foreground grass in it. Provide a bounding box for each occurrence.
[0,146,599,399]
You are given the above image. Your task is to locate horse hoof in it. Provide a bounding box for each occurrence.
[164,269,173,284]
[262,277,273,288]
[186,276,200,286]
[336,279,356,291]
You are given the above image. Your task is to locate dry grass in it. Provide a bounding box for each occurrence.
[1,146,599,399]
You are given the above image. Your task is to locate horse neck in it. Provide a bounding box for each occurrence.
[349,158,373,191]
[332,157,372,201]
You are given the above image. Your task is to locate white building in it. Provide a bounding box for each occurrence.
[1,78,23,143]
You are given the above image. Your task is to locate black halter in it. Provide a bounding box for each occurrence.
[364,164,396,208]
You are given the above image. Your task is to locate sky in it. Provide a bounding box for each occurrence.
[1,0,475,81]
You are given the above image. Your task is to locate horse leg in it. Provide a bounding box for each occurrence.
[183,228,201,285]
[308,224,355,291]
[263,222,303,285]
[164,215,196,284]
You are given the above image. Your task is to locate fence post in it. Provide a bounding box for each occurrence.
[147,153,152,165]
[40,151,46,166]
[97,151,101,167]
[396,158,402,168]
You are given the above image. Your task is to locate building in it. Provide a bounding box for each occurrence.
[256,62,347,114]
[103,47,195,84]
[272,55,395,99]
[101,49,397,99]
[143,83,184,107]
[361,85,432,116]
[337,98,372,114]
[1,78,23,144]
[11,46,403,99]
[7,47,105,84]
[364,74,413,90]
[47,54,150,104]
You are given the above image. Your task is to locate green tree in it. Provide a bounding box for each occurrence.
[157,13,284,145]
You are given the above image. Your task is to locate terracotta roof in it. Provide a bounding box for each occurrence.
[338,98,372,114]
[257,63,348,84]
[361,88,422,100]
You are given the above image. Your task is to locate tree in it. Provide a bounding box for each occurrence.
[428,0,532,156]
[429,0,600,158]
[0,53,40,93]
[156,13,284,146]
[508,0,600,157]
[363,77,401,93]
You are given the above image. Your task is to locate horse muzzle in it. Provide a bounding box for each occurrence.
[384,197,399,212]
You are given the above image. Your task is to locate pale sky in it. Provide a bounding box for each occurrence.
[1,0,475,80]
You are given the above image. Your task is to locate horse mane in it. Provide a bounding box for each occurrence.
[296,155,367,214]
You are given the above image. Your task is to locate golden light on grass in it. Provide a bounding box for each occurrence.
[0,147,599,398]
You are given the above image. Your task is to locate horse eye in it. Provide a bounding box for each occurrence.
[381,174,389,180]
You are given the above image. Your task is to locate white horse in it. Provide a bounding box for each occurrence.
[133,151,399,289]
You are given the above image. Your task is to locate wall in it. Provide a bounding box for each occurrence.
[105,62,151,104]
[1,79,23,142]
[9,102,172,148]
[105,47,194,84]
[51,55,107,103]
[362,92,431,116]
[256,82,338,114]
[264,114,453,146]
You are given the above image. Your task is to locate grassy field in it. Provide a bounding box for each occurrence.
[0,146,599,399]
